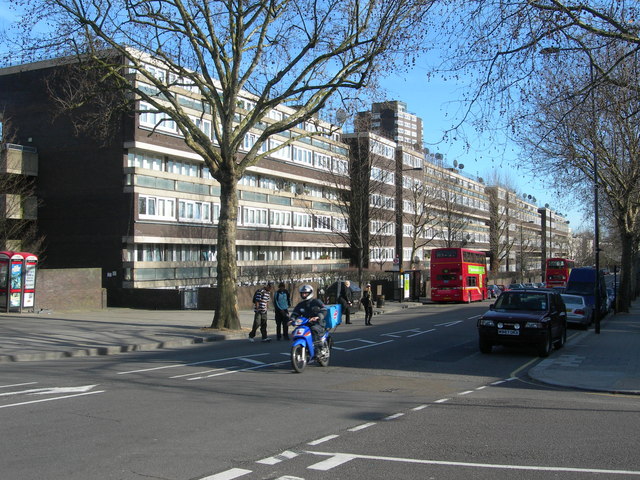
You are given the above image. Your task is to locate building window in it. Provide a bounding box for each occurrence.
[178,200,211,222]
[138,195,176,220]
[293,212,312,229]
[242,207,268,226]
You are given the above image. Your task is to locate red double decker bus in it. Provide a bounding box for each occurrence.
[545,258,575,288]
[430,248,488,303]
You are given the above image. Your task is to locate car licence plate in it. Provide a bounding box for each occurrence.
[498,329,519,336]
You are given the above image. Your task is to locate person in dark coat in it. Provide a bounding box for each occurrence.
[338,280,353,324]
[362,283,373,325]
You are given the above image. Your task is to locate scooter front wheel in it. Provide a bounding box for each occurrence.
[291,344,308,373]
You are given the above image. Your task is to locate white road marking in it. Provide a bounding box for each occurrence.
[411,404,429,411]
[237,357,266,365]
[308,435,339,446]
[458,390,474,396]
[407,328,435,337]
[332,339,393,352]
[118,353,270,375]
[305,451,640,475]
[384,413,404,420]
[186,360,290,380]
[307,453,354,471]
[200,468,252,480]
[170,368,231,379]
[475,386,487,390]
[0,390,105,409]
[435,321,463,327]
[257,450,299,465]
[0,384,99,397]
[348,422,376,432]
[434,398,449,403]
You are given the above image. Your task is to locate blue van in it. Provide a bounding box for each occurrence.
[565,267,607,317]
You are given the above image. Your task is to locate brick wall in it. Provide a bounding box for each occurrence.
[35,268,104,311]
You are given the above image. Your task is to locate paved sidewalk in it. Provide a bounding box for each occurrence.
[1,300,639,396]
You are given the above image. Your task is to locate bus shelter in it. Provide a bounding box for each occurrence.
[0,251,38,313]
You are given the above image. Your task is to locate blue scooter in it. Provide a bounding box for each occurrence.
[289,316,333,373]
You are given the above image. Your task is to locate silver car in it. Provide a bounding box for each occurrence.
[561,294,593,329]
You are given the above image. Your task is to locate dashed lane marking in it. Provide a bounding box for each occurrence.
[117,353,270,375]
[384,413,404,420]
[348,422,376,432]
[257,450,299,465]
[308,434,339,446]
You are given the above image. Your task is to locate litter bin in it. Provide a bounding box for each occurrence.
[376,295,385,308]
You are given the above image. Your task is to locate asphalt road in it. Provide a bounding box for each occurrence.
[1,303,639,480]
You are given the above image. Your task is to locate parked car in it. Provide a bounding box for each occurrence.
[561,294,593,329]
[477,288,567,357]
[497,284,508,292]
[536,282,546,288]
[507,283,525,290]
[551,286,566,294]
[523,283,537,288]
[488,284,502,298]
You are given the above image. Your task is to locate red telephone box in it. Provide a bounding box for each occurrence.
[0,251,38,312]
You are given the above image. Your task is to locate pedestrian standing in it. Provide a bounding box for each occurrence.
[273,282,291,340]
[249,283,272,342]
[362,283,373,325]
[338,280,353,324]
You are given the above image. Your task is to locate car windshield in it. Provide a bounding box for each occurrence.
[495,292,547,311]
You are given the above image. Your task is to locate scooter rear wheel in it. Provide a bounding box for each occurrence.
[291,344,308,373]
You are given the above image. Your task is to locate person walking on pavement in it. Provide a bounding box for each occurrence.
[362,283,373,325]
[249,283,273,342]
[338,280,353,324]
[273,282,291,340]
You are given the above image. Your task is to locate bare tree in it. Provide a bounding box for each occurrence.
[404,177,441,268]
[437,1,640,310]
[0,116,45,255]
[519,45,640,311]
[326,133,397,285]
[4,0,431,328]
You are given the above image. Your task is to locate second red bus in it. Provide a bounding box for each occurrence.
[430,248,488,303]
[545,258,575,288]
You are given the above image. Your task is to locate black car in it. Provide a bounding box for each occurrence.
[477,289,567,357]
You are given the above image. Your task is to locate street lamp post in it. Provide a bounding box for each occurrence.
[540,47,600,334]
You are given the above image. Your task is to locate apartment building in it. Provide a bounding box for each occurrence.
[355,100,423,150]
[0,56,351,305]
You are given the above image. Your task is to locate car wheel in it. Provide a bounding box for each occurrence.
[537,329,552,357]
[479,338,492,354]
[554,323,567,350]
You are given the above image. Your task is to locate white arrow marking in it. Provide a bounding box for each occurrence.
[0,384,99,397]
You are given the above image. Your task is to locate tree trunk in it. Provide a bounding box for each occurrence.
[618,230,634,313]
[211,179,241,329]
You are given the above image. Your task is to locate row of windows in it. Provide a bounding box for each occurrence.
[138,194,348,232]
[127,243,343,263]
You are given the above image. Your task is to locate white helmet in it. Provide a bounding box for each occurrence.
[299,284,314,299]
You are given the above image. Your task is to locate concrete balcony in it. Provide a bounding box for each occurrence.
[0,144,38,176]
[1,194,37,220]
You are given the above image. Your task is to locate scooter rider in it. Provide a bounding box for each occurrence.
[290,284,327,351]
